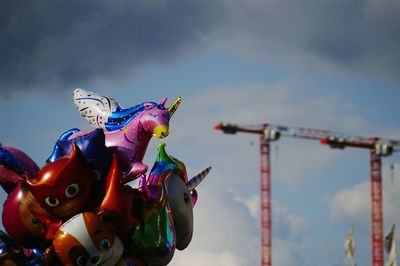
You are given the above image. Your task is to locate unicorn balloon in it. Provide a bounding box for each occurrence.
[99,143,210,265]
[63,89,181,183]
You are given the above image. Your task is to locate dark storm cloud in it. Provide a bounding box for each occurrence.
[223,0,400,81]
[1,0,399,96]
[0,0,224,95]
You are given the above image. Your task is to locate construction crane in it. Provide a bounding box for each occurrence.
[214,122,400,266]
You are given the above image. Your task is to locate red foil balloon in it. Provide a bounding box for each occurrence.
[2,182,50,247]
[26,144,95,220]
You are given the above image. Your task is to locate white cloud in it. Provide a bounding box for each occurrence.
[272,141,341,188]
[273,202,311,242]
[325,163,400,229]
[234,194,259,219]
[172,249,245,266]
[234,194,311,242]
[325,181,370,225]
[273,239,308,266]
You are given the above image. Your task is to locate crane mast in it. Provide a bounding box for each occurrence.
[215,122,400,266]
[260,126,271,266]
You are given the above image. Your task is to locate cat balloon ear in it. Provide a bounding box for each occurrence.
[26,143,84,188]
[67,143,84,161]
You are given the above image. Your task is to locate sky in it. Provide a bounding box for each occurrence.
[1,0,400,265]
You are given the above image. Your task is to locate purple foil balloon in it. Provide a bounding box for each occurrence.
[0,145,39,193]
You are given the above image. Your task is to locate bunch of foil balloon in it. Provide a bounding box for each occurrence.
[0,89,211,266]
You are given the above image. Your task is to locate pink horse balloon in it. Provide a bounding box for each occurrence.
[69,89,181,183]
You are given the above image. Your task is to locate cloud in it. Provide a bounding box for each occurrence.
[167,182,310,266]
[272,239,308,266]
[172,249,245,266]
[166,83,380,189]
[234,195,311,242]
[325,181,371,225]
[159,84,352,265]
[325,163,400,228]
[217,0,400,82]
[323,166,400,266]
[235,194,259,219]
[273,202,311,242]
[0,0,224,95]
[2,0,399,97]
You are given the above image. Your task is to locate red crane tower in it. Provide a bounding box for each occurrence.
[215,122,400,266]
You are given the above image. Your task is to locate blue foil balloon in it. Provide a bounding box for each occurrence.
[47,128,112,182]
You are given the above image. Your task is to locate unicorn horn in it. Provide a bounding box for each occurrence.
[167,97,182,117]
[187,166,211,191]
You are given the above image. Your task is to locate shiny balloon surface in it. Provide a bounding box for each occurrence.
[0,89,210,266]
